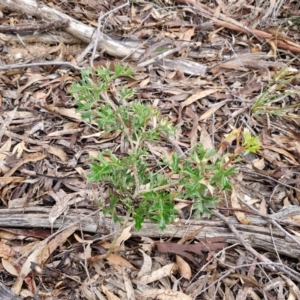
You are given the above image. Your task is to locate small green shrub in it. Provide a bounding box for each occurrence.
[70,63,235,230]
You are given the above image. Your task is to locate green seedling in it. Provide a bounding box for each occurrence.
[242,130,260,155]
[70,63,235,230]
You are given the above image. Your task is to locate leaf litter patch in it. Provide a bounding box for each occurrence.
[0,0,300,298]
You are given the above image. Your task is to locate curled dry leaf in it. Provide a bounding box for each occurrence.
[2,258,19,276]
[101,284,120,300]
[44,145,67,161]
[0,241,15,260]
[106,254,136,270]
[11,225,77,295]
[114,225,132,248]
[176,255,191,280]
[0,138,11,160]
[181,88,221,108]
[44,105,82,121]
[137,263,178,285]
[121,267,135,300]
[48,190,84,227]
[137,249,152,277]
[4,152,46,177]
[140,288,192,300]
[231,187,251,225]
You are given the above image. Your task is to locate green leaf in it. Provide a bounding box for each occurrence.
[171,153,180,172]
[242,132,260,154]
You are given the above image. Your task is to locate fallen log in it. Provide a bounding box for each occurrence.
[0,0,207,75]
[0,207,299,259]
[0,0,141,59]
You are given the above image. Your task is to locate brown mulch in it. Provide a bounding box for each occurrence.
[0,0,300,299]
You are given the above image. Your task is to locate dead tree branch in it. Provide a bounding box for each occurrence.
[0,207,299,259]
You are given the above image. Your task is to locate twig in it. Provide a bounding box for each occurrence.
[0,61,82,71]
[198,259,300,298]
[87,211,131,263]
[89,1,129,67]
[76,42,95,65]
[213,210,275,270]
[0,19,69,33]
[269,224,283,265]
[197,269,234,298]
[237,196,300,248]
[213,209,300,283]
[218,207,300,227]
[240,167,300,194]
[76,203,96,300]
[134,181,180,198]
[191,243,239,283]
[137,44,190,68]
[173,1,300,53]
